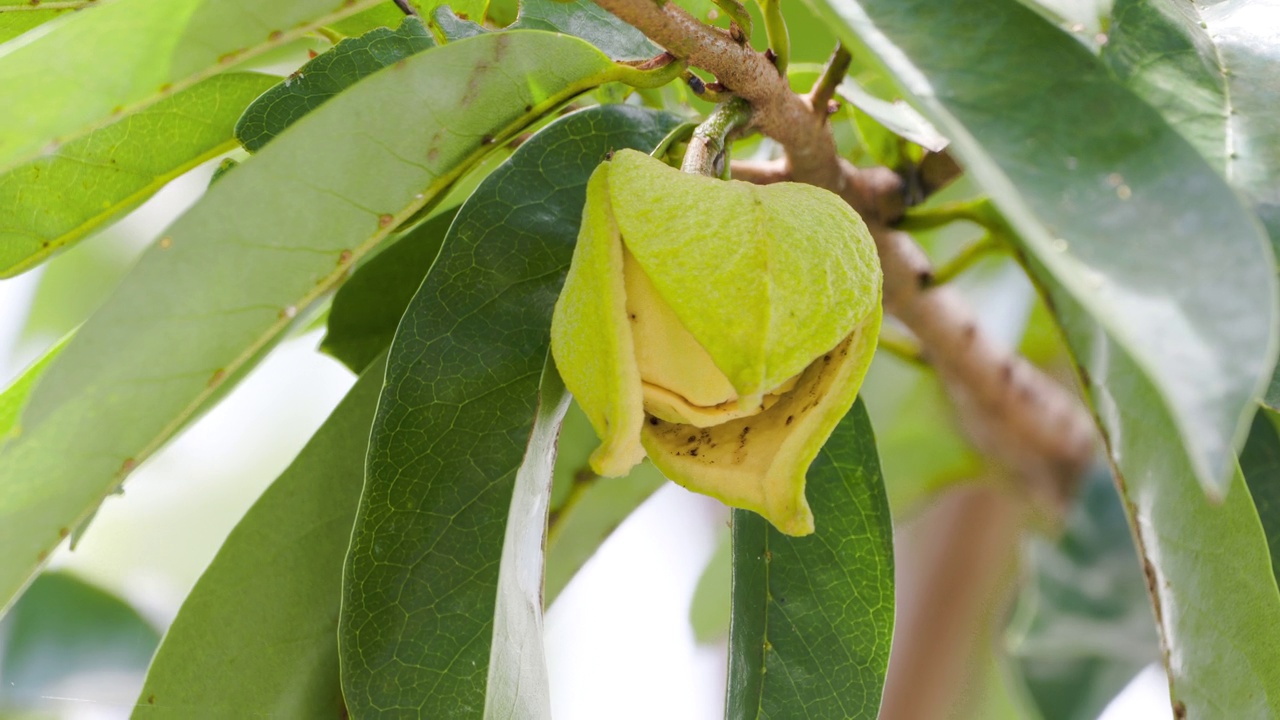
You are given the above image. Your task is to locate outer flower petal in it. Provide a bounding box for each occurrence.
[607,149,880,409]
[640,308,883,536]
[550,167,645,477]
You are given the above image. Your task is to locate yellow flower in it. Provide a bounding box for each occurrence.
[551,149,882,535]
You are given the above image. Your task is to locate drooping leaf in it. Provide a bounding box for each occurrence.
[0,73,278,278]
[0,31,640,613]
[0,572,158,708]
[322,208,457,372]
[836,79,947,153]
[133,357,382,718]
[483,358,571,720]
[1005,467,1162,720]
[802,0,1280,712]
[0,0,393,174]
[235,18,435,153]
[726,399,894,719]
[340,104,682,717]
[1104,0,1280,244]
[544,400,665,606]
[1240,409,1280,583]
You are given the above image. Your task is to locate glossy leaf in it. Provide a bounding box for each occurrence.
[433,0,658,61]
[133,359,382,718]
[802,0,1280,712]
[1104,0,1280,244]
[544,400,665,606]
[1006,468,1161,720]
[0,0,393,174]
[0,31,635,613]
[1240,409,1280,583]
[235,18,435,153]
[0,572,158,707]
[340,104,682,717]
[726,399,893,720]
[322,208,457,372]
[0,73,278,278]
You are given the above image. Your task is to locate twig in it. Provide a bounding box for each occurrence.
[808,43,852,118]
[757,0,790,74]
[682,97,753,177]
[923,234,1001,288]
[393,0,419,17]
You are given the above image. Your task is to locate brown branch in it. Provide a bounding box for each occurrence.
[598,0,1095,511]
[807,44,852,119]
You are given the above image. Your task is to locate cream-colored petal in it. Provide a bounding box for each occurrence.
[640,308,882,536]
[624,245,737,408]
[550,167,645,477]
[641,374,799,428]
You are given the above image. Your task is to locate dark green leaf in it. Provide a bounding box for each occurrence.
[322,208,458,372]
[0,32,632,613]
[1006,467,1161,720]
[340,104,682,717]
[544,400,665,606]
[0,73,278,278]
[1104,0,1280,245]
[432,0,658,61]
[802,0,1280,711]
[726,399,894,720]
[0,572,158,707]
[235,18,435,153]
[133,358,383,717]
[0,0,389,174]
[1240,409,1280,583]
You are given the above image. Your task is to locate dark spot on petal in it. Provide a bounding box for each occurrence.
[648,417,659,426]
[786,415,793,425]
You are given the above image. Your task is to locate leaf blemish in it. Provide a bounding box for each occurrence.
[208,369,226,387]
[378,214,394,228]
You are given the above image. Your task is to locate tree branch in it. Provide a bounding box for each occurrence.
[598,0,1095,510]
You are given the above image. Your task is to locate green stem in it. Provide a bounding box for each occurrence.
[810,43,852,113]
[651,121,699,160]
[898,197,1001,233]
[877,332,928,367]
[681,96,753,177]
[615,56,690,88]
[926,234,1001,288]
[711,0,753,41]
[758,0,790,74]
[314,26,345,45]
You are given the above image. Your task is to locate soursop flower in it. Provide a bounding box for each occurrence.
[551,149,881,536]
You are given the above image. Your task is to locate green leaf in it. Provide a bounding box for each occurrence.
[0,31,634,614]
[235,18,435,153]
[1006,468,1161,720]
[726,399,893,719]
[544,400,665,606]
[333,0,488,36]
[689,525,731,643]
[1240,408,1280,583]
[801,0,1280,711]
[432,0,659,61]
[322,208,457,372]
[0,2,82,45]
[0,572,158,707]
[133,357,382,717]
[0,340,65,445]
[340,104,682,717]
[0,72,277,278]
[0,0,394,175]
[1103,0,1280,244]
